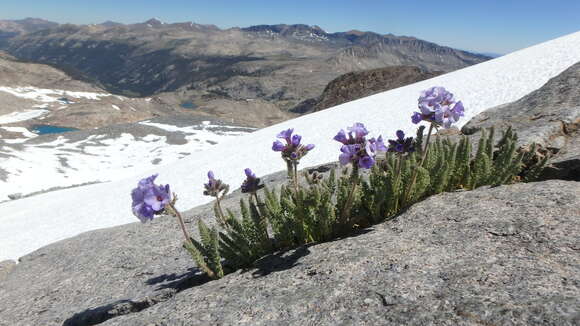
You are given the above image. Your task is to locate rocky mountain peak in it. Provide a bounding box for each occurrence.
[243,24,327,37]
[144,18,164,26]
[99,20,123,27]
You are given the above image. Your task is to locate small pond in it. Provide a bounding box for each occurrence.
[180,101,197,109]
[31,125,79,135]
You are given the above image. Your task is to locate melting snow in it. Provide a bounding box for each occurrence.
[0,122,250,202]
[1,31,580,261]
[0,86,114,102]
[1,126,38,139]
[0,109,49,124]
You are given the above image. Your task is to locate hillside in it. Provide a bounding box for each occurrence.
[0,19,489,116]
[0,52,181,138]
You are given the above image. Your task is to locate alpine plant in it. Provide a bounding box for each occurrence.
[334,123,387,169]
[131,174,171,223]
[411,86,465,129]
[128,85,546,282]
[203,171,230,228]
[272,128,315,187]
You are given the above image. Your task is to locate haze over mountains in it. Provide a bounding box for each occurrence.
[0,17,489,126]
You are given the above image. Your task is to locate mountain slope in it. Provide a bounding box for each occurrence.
[0,51,184,135]
[0,30,579,262]
[0,20,489,113]
[0,18,57,47]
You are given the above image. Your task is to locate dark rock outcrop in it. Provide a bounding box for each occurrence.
[291,66,442,113]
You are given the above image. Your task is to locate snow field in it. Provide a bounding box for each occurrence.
[0,121,250,200]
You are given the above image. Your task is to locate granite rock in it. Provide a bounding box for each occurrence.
[0,180,578,326]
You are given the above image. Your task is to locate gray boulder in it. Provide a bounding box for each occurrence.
[0,180,578,325]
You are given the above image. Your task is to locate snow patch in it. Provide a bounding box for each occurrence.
[1,126,38,138]
[0,86,111,103]
[0,109,49,124]
[0,122,250,204]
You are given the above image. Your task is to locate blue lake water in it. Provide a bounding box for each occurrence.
[32,125,79,135]
[180,101,197,109]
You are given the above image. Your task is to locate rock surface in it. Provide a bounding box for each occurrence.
[0,260,15,282]
[462,62,580,180]
[0,179,578,325]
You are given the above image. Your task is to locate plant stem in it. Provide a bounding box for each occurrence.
[215,196,227,228]
[286,160,300,193]
[340,165,359,228]
[404,123,434,204]
[168,203,216,279]
[293,162,299,190]
[394,154,403,212]
[167,203,192,244]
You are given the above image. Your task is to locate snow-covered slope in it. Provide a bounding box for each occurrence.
[1,31,580,261]
[0,119,253,200]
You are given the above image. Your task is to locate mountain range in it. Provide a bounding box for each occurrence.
[0,18,489,124]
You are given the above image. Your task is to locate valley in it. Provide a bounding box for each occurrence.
[0,18,489,127]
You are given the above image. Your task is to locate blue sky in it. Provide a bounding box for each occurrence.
[2,0,579,54]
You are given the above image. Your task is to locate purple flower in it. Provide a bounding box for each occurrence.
[347,122,369,140]
[241,168,264,193]
[411,112,423,124]
[359,155,375,169]
[291,134,301,146]
[272,128,314,162]
[334,122,371,146]
[333,129,349,144]
[387,130,415,154]
[131,174,171,223]
[368,136,388,153]
[245,168,255,178]
[412,86,465,128]
[272,140,285,152]
[203,170,229,198]
[277,128,294,142]
[339,144,360,165]
[335,123,385,169]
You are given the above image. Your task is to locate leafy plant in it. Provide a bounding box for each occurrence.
[184,219,224,279]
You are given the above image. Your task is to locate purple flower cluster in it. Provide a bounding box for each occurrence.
[241,168,264,194]
[272,128,315,161]
[387,130,415,154]
[131,174,171,223]
[411,86,465,128]
[334,123,387,169]
[203,171,229,198]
